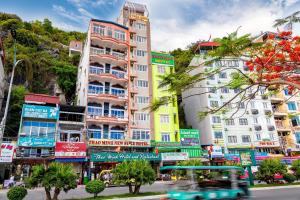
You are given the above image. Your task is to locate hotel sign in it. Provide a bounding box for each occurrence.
[91,152,160,162]
[55,142,86,158]
[151,52,174,66]
[258,141,277,146]
[180,129,200,146]
[88,139,150,147]
[0,143,15,163]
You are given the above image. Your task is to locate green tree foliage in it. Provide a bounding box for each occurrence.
[112,160,156,194]
[7,186,27,200]
[256,159,287,184]
[25,162,77,200]
[290,159,300,179]
[283,173,296,183]
[5,85,27,137]
[85,180,105,198]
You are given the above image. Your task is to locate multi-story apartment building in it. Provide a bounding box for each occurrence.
[150,52,180,143]
[182,42,281,155]
[117,2,152,141]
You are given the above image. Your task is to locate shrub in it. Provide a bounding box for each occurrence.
[7,186,27,200]
[256,158,287,184]
[85,180,105,198]
[283,173,296,183]
[291,160,300,179]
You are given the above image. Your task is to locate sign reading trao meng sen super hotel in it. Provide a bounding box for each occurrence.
[88,139,150,147]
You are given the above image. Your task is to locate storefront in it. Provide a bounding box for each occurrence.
[0,143,16,184]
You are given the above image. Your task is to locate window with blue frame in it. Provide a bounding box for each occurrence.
[21,121,56,138]
[110,131,124,139]
[295,132,300,144]
[112,70,125,78]
[111,88,125,97]
[291,116,300,127]
[287,102,297,111]
[89,66,104,74]
[87,106,102,116]
[214,131,223,139]
[88,129,101,139]
[284,88,290,96]
[88,84,103,94]
[111,109,125,118]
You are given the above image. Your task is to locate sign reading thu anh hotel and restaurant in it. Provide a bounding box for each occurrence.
[180,129,200,146]
[151,52,175,66]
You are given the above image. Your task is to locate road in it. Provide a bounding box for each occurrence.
[0,182,300,200]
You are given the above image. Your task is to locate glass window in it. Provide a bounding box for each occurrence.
[136,35,146,43]
[88,84,103,94]
[132,129,150,140]
[263,102,268,109]
[161,132,170,142]
[114,30,125,41]
[266,117,271,124]
[111,88,125,97]
[210,100,219,107]
[157,65,166,74]
[295,132,300,144]
[208,75,215,80]
[136,96,149,104]
[89,66,103,74]
[214,131,223,139]
[225,119,235,125]
[291,116,300,126]
[221,87,229,93]
[31,126,39,137]
[88,129,101,139]
[250,101,255,108]
[239,102,245,109]
[93,25,105,35]
[111,109,125,118]
[269,133,274,140]
[110,131,124,139]
[228,136,237,143]
[135,113,150,121]
[253,117,258,124]
[239,118,248,125]
[242,135,251,143]
[135,22,146,30]
[136,64,147,71]
[160,115,169,123]
[234,88,241,93]
[284,88,289,96]
[136,50,147,57]
[88,106,102,116]
[287,102,297,111]
[219,72,227,78]
[256,133,261,141]
[136,80,148,87]
[212,116,221,123]
[208,87,216,93]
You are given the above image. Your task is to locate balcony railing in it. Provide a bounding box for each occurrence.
[90,47,127,60]
[87,112,127,119]
[88,87,127,97]
[91,31,127,43]
[111,69,126,79]
[89,67,126,79]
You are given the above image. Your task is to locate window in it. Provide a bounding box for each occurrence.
[256,133,261,141]
[214,131,223,139]
[221,87,229,93]
[239,118,248,125]
[136,35,146,43]
[111,88,125,97]
[93,25,105,35]
[219,72,227,78]
[135,22,146,30]
[157,65,166,74]
[111,109,125,118]
[135,113,150,121]
[228,136,237,143]
[89,66,103,74]
[160,115,170,123]
[136,64,147,71]
[136,80,148,87]
[88,106,102,116]
[250,101,255,108]
[284,88,289,96]
[212,116,221,123]
[114,30,125,41]
[161,132,170,142]
[132,129,150,140]
[287,102,297,111]
[266,117,271,124]
[295,132,300,144]
[291,116,300,126]
[88,84,103,94]
[269,133,274,140]
[253,117,258,124]
[210,100,219,107]
[110,131,124,139]
[208,87,216,93]
[88,129,101,139]
[263,102,268,109]
[136,96,149,104]
[136,50,147,57]
[21,121,56,138]
[242,135,251,143]
[239,102,245,109]
[234,88,241,93]
[225,119,235,125]
[208,75,215,80]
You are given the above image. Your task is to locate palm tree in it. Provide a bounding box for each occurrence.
[273,11,300,31]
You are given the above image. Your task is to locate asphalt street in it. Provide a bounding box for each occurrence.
[0,182,300,200]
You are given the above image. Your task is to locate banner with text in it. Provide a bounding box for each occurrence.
[88,139,150,147]
[0,143,15,163]
[55,142,86,158]
[91,152,161,162]
[161,152,189,161]
[22,104,59,119]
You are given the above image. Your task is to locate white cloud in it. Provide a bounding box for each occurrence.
[77,7,96,19]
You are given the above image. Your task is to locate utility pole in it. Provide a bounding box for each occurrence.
[0,29,22,147]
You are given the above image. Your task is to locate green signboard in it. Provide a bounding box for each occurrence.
[151,52,174,66]
[91,152,161,162]
[239,150,256,166]
[180,129,200,146]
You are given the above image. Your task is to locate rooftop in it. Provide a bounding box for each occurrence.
[123,1,148,16]
[91,19,128,30]
[25,93,60,104]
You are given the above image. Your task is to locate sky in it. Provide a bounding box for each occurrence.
[1,0,300,51]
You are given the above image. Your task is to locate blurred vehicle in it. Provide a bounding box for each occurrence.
[99,170,113,187]
[161,166,250,200]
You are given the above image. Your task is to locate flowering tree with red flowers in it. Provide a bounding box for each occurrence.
[245,31,300,94]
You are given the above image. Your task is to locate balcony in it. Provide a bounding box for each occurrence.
[251,108,259,115]
[89,67,128,83]
[254,125,262,131]
[88,86,128,104]
[90,47,128,66]
[90,32,129,50]
[268,125,275,131]
[275,120,291,132]
[273,108,287,117]
[264,109,272,115]
[86,113,128,125]
[270,94,284,103]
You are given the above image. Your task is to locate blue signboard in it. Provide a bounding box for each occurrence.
[22,104,59,119]
[18,137,55,147]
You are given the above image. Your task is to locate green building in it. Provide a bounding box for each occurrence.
[151,52,180,143]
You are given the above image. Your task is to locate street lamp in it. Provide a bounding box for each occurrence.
[0,29,23,147]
